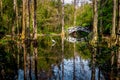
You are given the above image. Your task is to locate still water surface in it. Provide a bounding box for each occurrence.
[0,35,120,80]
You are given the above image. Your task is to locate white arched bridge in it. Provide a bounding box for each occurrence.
[67,26,90,34]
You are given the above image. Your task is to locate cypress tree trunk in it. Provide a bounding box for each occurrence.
[32,0,38,79]
[111,0,117,39]
[111,0,117,71]
[12,0,17,40]
[91,1,97,79]
[0,0,2,16]
[58,0,61,32]
[26,0,32,79]
[26,0,30,39]
[92,0,98,45]
[73,1,76,79]
[22,0,27,80]
[61,1,64,79]
[14,0,19,38]
[99,0,103,40]
[61,0,64,36]
[33,0,37,40]
[22,0,26,40]
[16,0,19,36]
[74,0,76,26]
[117,0,120,74]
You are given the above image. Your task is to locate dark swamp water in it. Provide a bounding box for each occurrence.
[0,33,120,80]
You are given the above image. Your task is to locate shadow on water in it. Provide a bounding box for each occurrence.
[0,33,120,80]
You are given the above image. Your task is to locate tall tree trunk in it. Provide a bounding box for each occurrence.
[117,0,120,75]
[32,0,38,79]
[118,0,120,34]
[0,0,2,16]
[22,0,27,80]
[92,0,98,44]
[99,0,103,40]
[74,0,76,26]
[26,0,32,79]
[33,0,37,40]
[111,0,117,39]
[61,0,64,36]
[26,0,30,39]
[57,0,61,33]
[111,0,117,73]
[12,0,17,40]
[22,0,26,40]
[16,0,19,36]
[73,1,76,79]
[13,0,19,39]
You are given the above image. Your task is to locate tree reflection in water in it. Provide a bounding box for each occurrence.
[0,36,120,80]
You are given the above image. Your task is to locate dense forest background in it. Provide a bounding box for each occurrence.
[0,0,115,36]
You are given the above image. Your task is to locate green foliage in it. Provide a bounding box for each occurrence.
[64,4,74,28]
[76,3,92,27]
[0,40,18,79]
[76,42,91,59]
[0,0,114,36]
[96,47,111,65]
[0,0,14,35]
[98,0,113,34]
[37,0,61,34]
